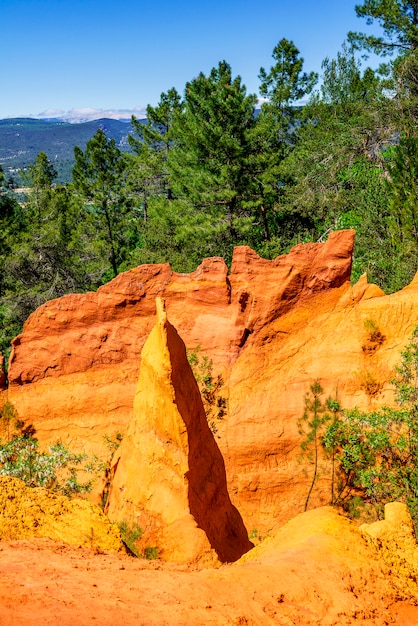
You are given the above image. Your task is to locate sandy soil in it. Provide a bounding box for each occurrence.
[1,537,418,626]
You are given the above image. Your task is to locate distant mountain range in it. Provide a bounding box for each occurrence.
[0,117,142,184]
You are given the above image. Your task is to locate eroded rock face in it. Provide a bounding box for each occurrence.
[7,231,355,387]
[106,298,253,564]
[5,231,355,472]
[229,229,354,338]
[7,229,418,535]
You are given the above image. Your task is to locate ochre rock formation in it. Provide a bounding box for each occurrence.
[361,502,418,599]
[5,231,355,456]
[106,297,253,564]
[0,476,123,552]
[7,230,354,386]
[6,229,418,536]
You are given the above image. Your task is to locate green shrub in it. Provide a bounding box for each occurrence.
[0,401,95,496]
[118,522,159,559]
[0,436,94,496]
[118,521,143,557]
[143,546,159,560]
[320,327,418,535]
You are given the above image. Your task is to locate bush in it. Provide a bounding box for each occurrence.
[118,521,159,559]
[321,327,418,534]
[118,521,143,557]
[0,436,94,496]
[362,319,386,354]
[0,402,94,496]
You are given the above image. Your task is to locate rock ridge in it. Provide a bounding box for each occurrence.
[7,230,355,386]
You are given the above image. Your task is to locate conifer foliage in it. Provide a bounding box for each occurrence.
[168,61,257,244]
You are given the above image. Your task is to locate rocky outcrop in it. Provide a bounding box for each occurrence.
[5,231,356,461]
[7,229,418,536]
[0,476,123,552]
[229,229,353,338]
[106,298,253,564]
[7,230,355,387]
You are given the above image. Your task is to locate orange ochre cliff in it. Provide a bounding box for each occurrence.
[5,229,418,536]
[3,229,418,624]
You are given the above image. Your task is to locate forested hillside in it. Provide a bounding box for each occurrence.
[0,117,134,184]
[0,0,417,366]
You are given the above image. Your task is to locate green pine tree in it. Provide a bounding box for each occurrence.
[247,39,317,249]
[348,0,418,55]
[73,129,132,278]
[129,87,182,206]
[168,61,257,252]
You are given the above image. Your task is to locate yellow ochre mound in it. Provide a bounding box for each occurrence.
[0,476,123,552]
[361,502,418,599]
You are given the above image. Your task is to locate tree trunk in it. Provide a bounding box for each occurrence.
[103,202,118,278]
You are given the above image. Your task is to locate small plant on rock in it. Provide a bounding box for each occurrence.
[118,521,143,557]
[98,432,123,509]
[298,380,334,511]
[362,318,385,354]
[248,529,265,544]
[356,368,384,398]
[118,521,159,559]
[187,345,227,434]
[143,545,159,560]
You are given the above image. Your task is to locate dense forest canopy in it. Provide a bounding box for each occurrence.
[0,0,417,366]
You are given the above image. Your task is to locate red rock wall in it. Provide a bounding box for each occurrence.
[8,231,355,387]
[8,230,418,534]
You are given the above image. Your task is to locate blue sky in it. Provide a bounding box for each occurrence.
[1,0,382,121]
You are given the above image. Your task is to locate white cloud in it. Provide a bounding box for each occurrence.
[35,107,147,123]
[37,108,66,117]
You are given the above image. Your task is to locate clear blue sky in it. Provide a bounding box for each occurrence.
[1,0,381,121]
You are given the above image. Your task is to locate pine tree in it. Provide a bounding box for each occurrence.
[26,151,57,224]
[73,129,131,278]
[298,380,331,511]
[278,44,393,269]
[130,88,182,159]
[348,0,418,55]
[258,38,317,111]
[385,134,418,285]
[129,87,182,206]
[247,39,317,248]
[168,61,257,246]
